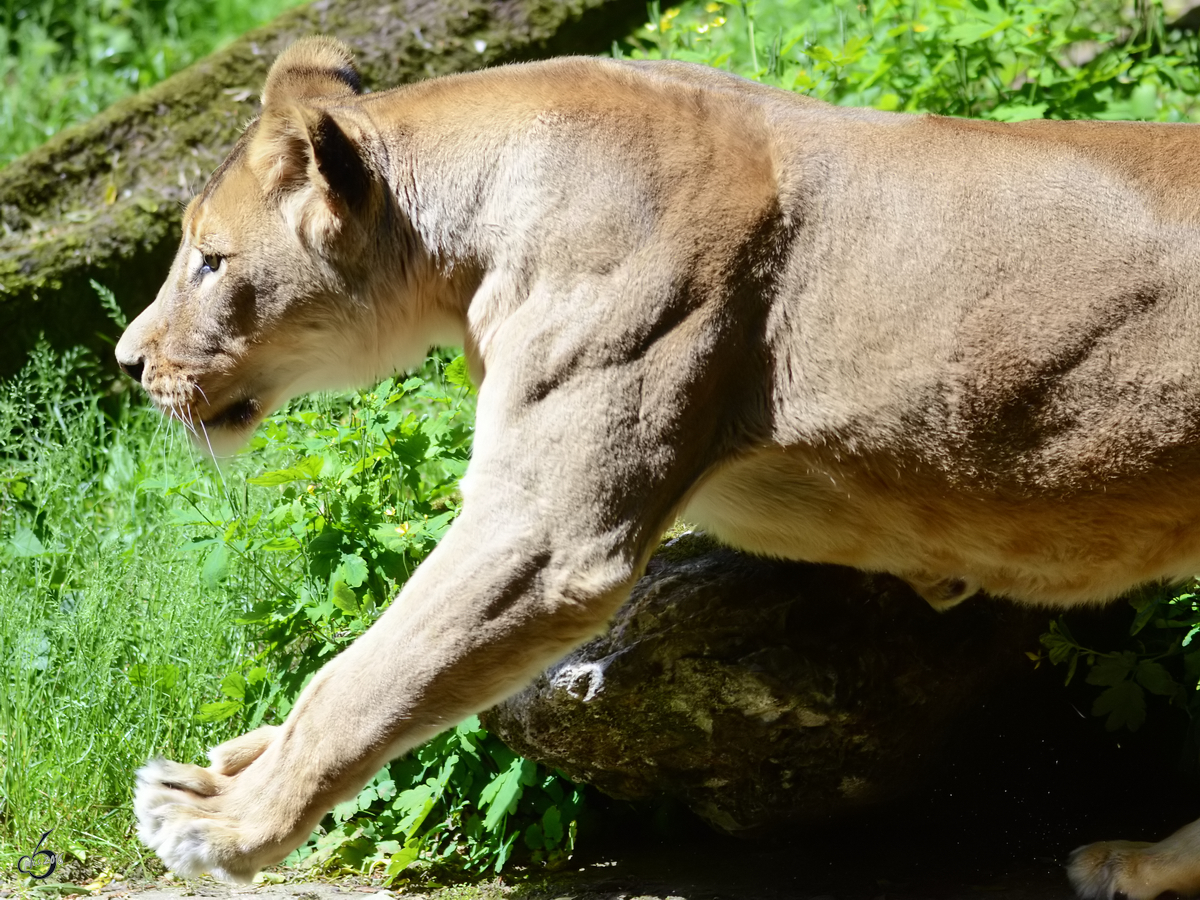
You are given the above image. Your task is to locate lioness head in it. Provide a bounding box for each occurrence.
[116,37,462,455]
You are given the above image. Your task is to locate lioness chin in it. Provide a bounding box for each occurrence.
[116,35,1200,898]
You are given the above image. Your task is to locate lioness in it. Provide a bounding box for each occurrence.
[116,36,1200,899]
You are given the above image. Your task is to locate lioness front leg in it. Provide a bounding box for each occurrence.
[1069,817,1200,899]
[134,352,718,880]
[133,513,642,879]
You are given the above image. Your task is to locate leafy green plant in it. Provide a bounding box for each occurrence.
[295,717,584,877]
[615,0,1200,123]
[171,369,471,728]
[1035,588,1200,735]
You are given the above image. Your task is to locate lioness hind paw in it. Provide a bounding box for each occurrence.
[1068,841,1160,900]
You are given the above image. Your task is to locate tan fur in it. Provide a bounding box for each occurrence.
[116,38,1200,895]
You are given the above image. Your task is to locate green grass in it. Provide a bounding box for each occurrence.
[0,346,251,877]
[0,0,306,166]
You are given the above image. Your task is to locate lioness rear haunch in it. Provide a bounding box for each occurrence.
[116,36,1200,898]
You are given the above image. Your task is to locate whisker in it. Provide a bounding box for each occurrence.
[198,418,233,507]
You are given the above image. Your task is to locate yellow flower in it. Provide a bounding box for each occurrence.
[705,1,721,11]
[912,22,928,32]
[712,16,726,26]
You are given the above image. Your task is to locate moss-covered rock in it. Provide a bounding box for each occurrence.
[483,550,1047,832]
[0,0,646,375]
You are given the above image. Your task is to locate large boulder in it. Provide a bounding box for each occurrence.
[482,537,1049,832]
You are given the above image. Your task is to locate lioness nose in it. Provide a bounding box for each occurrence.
[119,357,145,384]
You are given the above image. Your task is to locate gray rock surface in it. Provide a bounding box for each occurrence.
[483,538,1048,832]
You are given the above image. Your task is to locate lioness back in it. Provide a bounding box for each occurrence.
[571,60,1200,606]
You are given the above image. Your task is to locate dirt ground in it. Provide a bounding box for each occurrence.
[0,789,1176,900]
[7,841,1080,900]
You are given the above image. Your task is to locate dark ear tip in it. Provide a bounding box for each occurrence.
[262,36,361,107]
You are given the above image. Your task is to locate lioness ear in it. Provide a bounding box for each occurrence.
[248,38,371,246]
[261,36,361,106]
[248,105,372,243]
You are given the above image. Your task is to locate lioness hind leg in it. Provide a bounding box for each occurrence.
[1069,818,1200,899]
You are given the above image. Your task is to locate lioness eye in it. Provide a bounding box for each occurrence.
[201,252,223,274]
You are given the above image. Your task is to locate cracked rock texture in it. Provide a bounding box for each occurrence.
[483,542,1047,833]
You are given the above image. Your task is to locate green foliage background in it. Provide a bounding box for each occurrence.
[4,0,1200,886]
[0,0,305,166]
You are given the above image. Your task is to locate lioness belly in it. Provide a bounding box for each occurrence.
[683,448,1200,607]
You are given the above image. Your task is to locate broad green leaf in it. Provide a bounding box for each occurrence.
[196,700,243,722]
[247,469,304,486]
[393,784,437,837]
[492,831,518,873]
[296,455,325,478]
[10,525,46,557]
[1130,594,1164,635]
[330,580,360,615]
[339,454,381,483]
[1092,680,1147,732]
[444,355,476,394]
[523,823,544,850]
[1085,652,1137,687]
[202,543,230,588]
[332,797,361,824]
[1134,661,1178,697]
[260,536,301,552]
[220,672,247,700]
[542,806,563,845]
[481,759,530,831]
[338,553,369,588]
[383,841,421,877]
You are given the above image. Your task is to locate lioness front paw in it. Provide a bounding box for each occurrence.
[1068,840,1171,900]
[134,727,284,882]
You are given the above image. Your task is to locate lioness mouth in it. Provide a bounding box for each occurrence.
[201,397,259,430]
